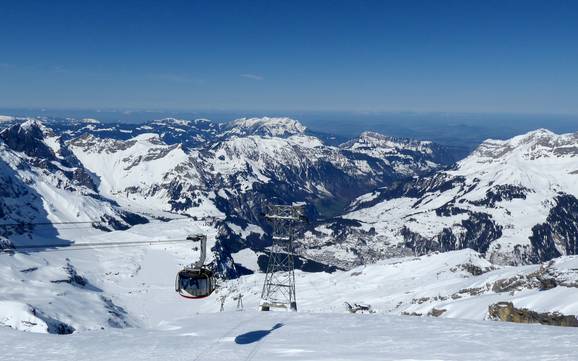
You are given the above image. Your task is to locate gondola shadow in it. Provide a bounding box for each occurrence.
[234,323,284,345]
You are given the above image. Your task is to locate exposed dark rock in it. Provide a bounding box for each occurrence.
[20,267,38,273]
[100,296,132,328]
[488,302,578,327]
[0,236,14,251]
[438,212,502,254]
[450,262,495,276]
[402,211,502,257]
[402,226,440,255]
[50,260,88,287]
[24,305,76,335]
[470,184,532,207]
[401,311,423,316]
[530,194,578,262]
[0,121,56,160]
[491,276,530,293]
[429,308,447,317]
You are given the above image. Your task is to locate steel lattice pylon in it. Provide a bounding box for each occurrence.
[259,204,306,311]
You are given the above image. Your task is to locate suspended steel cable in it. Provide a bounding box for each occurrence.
[0,221,103,227]
[0,217,192,228]
[3,238,196,253]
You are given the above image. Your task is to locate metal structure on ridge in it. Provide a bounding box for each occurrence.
[259,204,306,311]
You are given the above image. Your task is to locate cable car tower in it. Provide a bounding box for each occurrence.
[260,204,306,312]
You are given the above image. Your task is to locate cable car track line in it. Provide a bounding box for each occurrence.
[6,238,194,252]
[0,221,103,227]
[0,217,193,228]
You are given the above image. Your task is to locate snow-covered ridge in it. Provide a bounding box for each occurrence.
[81,118,100,124]
[67,132,221,217]
[18,118,50,133]
[470,128,578,161]
[303,128,578,268]
[342,131,432,149]
[340,131,438,157]
[150,117,192,127]
[226,117,307,137]
[453,129,578,193]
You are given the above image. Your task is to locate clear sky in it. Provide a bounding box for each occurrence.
[1,0,577,114]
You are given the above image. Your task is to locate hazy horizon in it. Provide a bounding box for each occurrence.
[2,107,577,154]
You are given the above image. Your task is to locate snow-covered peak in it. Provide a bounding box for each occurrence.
[66,132,223,217]
[226,117,307,137]
[346,131,394,146]
[129,133,163,144]
[452,128,578,200]
[0,119,57,159]
[342,131,432,152]
[150,118,192,127]
[19,118,51,134]
[338,131,454,175]
[470,128,578,162]
[81,118,100,124]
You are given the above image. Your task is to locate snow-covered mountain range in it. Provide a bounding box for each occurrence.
[0,116,455,260]
[1,115,577,339]
[1,117,577,269]
[302,129,578,268]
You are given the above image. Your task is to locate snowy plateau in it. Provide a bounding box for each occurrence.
[0,115,577,361]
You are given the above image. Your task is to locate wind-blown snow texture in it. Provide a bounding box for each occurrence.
[2,311,578,361]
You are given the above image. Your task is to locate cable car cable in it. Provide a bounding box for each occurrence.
[0,217,192,228]
[5,238,195,252]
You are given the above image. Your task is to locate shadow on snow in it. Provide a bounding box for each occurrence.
[234,323,284,345]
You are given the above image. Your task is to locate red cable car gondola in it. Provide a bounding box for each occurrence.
[175,235,216,299]
[176,267,216,299]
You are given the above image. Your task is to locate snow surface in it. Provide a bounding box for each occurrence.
[1,205,577,360]
[1,311,577,361]
[0,301,49,334]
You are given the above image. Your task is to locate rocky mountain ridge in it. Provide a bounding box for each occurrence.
[1,117,577,270]
[301,129,578,268]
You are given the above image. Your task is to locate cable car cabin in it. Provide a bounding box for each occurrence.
[176,267,216,299]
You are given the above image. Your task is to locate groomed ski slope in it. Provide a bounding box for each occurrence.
[1,310,577,361]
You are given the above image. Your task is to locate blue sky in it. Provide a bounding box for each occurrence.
[1,0,577,114]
